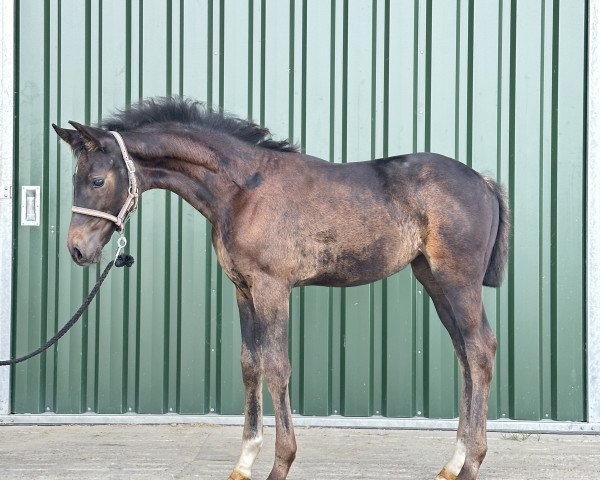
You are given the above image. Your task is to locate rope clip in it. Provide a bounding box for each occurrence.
[115,235,127,263]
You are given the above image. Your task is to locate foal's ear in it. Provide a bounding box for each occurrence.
[68,121,111,152]
[52,124,80,147]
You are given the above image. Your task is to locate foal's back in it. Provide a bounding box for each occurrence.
[235,152,498,288]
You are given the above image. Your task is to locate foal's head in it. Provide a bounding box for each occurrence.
[53,122,130,266]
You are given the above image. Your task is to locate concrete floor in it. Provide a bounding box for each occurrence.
[0,424,598,479]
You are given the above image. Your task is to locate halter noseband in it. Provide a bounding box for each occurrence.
[71,131,139,231]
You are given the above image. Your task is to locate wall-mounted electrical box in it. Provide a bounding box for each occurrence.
[21,186,40,226]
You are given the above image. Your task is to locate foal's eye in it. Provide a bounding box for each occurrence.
[92,178,105,188]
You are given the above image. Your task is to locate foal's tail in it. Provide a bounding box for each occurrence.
[482,178,511,288]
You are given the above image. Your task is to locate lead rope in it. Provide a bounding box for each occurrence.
[0,242,134,366]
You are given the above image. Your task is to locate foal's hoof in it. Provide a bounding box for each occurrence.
[436,467,458,480]
[228,469,251,480]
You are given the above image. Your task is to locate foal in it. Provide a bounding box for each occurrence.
[53,97,509,480]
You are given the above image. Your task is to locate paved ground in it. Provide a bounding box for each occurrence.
[0,424,598,479]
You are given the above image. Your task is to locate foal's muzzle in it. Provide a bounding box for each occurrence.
[68,240,101,266]
[67,219,114,266]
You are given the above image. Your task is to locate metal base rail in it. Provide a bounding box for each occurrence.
[0,414,598,434]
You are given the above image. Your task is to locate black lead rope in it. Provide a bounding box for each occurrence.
[0,253,134,367]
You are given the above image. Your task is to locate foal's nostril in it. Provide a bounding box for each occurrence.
[72,245,84,262]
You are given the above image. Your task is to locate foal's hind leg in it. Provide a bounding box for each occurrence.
[444,286,496,480]
[411,255,469,479]
[229,288,264,480]
[424,262,496,480]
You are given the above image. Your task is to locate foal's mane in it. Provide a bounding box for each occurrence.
[100,96,299,153]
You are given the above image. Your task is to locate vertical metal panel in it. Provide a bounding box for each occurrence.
[554,0,586,420]
[512,0,543,420]
[11,0,587,422]
[0,0,15,415]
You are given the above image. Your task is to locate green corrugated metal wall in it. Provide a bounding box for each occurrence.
[11,0,586,421]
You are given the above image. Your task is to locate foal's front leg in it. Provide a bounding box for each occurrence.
[252,276,297,480]
[229,288,264,480]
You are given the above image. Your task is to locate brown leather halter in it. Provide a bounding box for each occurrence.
[71,131,139,231]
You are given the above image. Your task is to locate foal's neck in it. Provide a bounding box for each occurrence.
[125,127,262,224]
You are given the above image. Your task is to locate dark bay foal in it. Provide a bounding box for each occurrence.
[53,97,509,480]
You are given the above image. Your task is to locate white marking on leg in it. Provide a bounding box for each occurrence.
[234,434,263,478]
[436,439,466,479]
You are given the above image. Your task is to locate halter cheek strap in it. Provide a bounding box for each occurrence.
[71,131,139,231]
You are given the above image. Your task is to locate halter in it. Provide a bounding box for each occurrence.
[71,131,139,232]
